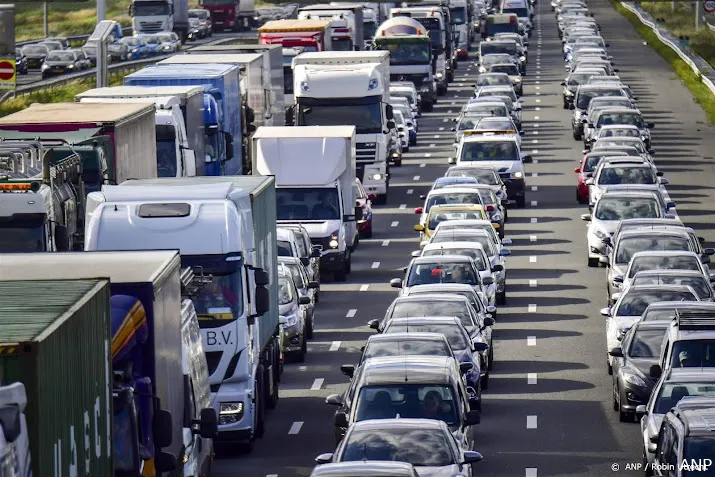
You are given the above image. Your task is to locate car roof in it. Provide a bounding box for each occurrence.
[429,186,486,195]
[462,134,518,144]
[665,367,715,381]
[600,124,640,130]
[634,269,706,278]
[310,461,417,477]
[367,332,448,343]
[597,108,641,115]
[478,72,510,78]
[625,284,697,294]
[631,250,699,258]
[349,418,447,432]
[434,218,495,227]
[404,283,479,294]
[392,293,471,304]
[423,241,487,251]
[646,301,715,312]
[619,229,689,240]
[618,218,684,227]
[597,191,660,200]
[411,254,474,264]
[360,355,457,385]
[428,204,486,212]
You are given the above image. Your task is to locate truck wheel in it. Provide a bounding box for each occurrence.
[254,365,266,438]
[273,338,282,383]
[423,102,434,112]
[265,353,279,409]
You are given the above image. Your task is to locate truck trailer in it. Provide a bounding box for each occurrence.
[290,50,392,204]
[297,4,365,51]
[258,19,334,51]
[124,64,242,176]
[201,0,256,31]
[252,125,358,281]
[75,85,206,178]
[83,176,279,453]
[0,102,158,187]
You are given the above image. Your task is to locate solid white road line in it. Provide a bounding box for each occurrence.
[288,422,304,435]
[346,309,357,318]
[528,373,538,385]
[371,262,380,269]
[311,378,324,390]
[527,416,538,429]
[528,304,537,313]
[527,336,537,346]
[329,341,342,351]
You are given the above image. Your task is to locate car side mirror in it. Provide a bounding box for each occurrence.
[600,307,611,317]
[584,178,594,185]
[448,157,457,164]
[334,412,348,428]
[420,194,426,200]
[599,256,609,266]
[649,149,656,155]
[411,250,421,258]
[482,276,494,285]
[701,255,710,265]
[648,122,655,129]
[491,264,504,272]
[414,224,425,232]
[389,278,403,288]
[459,362,474,374]
[340,364,355,378]
[193,408,218,439]
[473,341,488,352]
[656,171,664,177]
[299,296,311,305]
[636,405,648,418]
[522,155,533,163]
[704,248,715,256]
[315,453,334,465]
[499,249,511,256]
[608,347,623,358]
[483,317,495,327]
[415,207,423,214]
[580,213,591,221]
[613,274,624,283]
[311,247,322,258]
[574,167,581,173]
[462,411,482,428]
[649,364,662,379]
[367,319,381,330]
[325,394,343,406]
[501,238,512,245]
[659,178,669,185]
[666,201,676,209]
[462,449,483,462]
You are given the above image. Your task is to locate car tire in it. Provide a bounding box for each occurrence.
[488,347,494,370]
[498,227,505,239]
[573,130,581,140]
[607,354,613,375]
[410,138,417,146]
[306,316,314,340]
[612,384,619,411]
[481,372,489,390]
[619,409,633,423]
[497,288,506,306]
[403,146,409,153]
[563,101,570,109]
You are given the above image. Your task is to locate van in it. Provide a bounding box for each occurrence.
[181,300,216,477]
[499,0,533,35]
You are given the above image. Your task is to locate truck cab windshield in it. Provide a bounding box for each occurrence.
[297,99,382,134]
[156,124,178,177]
[382,43,431,65]
[182,255,244,321]
[277,188,341,221]
[332,38,353,51]
[0,213,47,252]
[414,18,444,51]
[133,1,171,16]
[364,21,377,39]
[450,8,467,24]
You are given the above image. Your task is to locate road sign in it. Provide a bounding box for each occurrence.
[705,0,715,13]
[0,59,16,91]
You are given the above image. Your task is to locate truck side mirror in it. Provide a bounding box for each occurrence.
[385,104,394,120]
[387,120,396,129]
[245,107,256,124]
[354,206,363,221]
[224,133,234,161]
[254,286,270,316]
[153,409,173,449]
[193,408,218,438]
[155,452,177,473]
[54,224,70,251]
[254,269,269,286]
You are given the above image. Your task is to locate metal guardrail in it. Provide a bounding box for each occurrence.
[621,2,715,95]
[17,27,134,48]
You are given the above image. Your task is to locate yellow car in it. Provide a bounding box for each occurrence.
[414,204,497,247]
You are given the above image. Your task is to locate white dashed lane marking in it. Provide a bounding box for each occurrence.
[527,373,538,385]
[359,285,369,292]
[391,221,399,227]
[382,240,390,247]
[288,422,304,435]
[529,280,537,288]
[346,309,357,318]
[530,235,537,242]
[371,262,380,269]
[529,256,537,263]
[329,341,341,351]
[528,304,537,313]
[527,416,538,429]
[527,336,537,346]
[310,378,324,390]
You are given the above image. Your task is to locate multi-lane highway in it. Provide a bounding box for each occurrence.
[203,1,715,475]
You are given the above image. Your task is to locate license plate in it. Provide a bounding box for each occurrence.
[53,67,64,72]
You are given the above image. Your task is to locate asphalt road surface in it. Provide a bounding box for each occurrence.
[208,0,715,476]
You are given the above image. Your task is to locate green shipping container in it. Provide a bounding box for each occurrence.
[0,279,113,477]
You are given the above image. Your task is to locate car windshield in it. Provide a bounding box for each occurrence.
[477,75,511,86]
[589,99,632,113]
[597,113,644,128]
[683,437,715,470]
[464,104,509,116]
[616,237,690,264]
[447,168,500,185]
[406,262,478,287]
[568,72,597,85]
[629,256,702,278]
[47,52,74,61]
[276,188,340,220]
[22,45,48,55]
[479,88,517,102]
[156,34,174,42]
[583,154,608,172]
[476,118,515,131]
[490,64,519,75]
[457,118,481,131]
[341,423,456,465]
[389,301,473,329]
[121,37,140,46]
[432,178,479,189]
[283,263,307,289]
[297,101,382,134]
[600,128,640,138]
[654,382,715,414]
[460,141,519,162]
[628,327,667,358]
[594,198,660,221]
[633,276,711,299]
[597,167,656,185]
[481,43,517,55]
[426,193,483,211]
[576,89,625,109]
[423,248,488,270]
[616,290,697,316]
[385,323,469,351]
[363,339,451,360]
[428,210,486,228]
[670,341,715,369]
[278,277,295,305]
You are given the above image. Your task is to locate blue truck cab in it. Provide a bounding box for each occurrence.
[203,93,224,176]
[124,64,242,176]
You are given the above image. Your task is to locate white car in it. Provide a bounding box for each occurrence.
[416,186,487,228]
[612,250,712,296]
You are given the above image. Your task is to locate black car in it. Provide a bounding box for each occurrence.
[20,44,50,70]
[325,355,481,443]
[41,50,81,78]
[15,48,28,74]
[188,18,205,41]
[609,320,669,422]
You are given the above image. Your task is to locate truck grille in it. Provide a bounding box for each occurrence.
[205,351,222,376]
[139,21,164,32]
[390,74,425,88]
[356,142,376,163]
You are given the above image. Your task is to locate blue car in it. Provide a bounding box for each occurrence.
[118,36,150,60]
[136,34,162,56]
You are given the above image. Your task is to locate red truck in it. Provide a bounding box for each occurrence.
[200,0,256,31]
[258,19,333,51]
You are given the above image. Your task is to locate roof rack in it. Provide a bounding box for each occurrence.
[674,309,715,330]
[670,407,715,434]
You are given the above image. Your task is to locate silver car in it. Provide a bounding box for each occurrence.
[278,267,311,362]
[445,165,508,202]
[630,270,715,302]
[279,256,319,338]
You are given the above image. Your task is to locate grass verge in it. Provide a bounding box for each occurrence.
[0,68,141,118]
[610,0,715,124]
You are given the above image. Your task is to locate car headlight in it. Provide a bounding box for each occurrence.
[67,64,74,69]
[219,401,244,424]
[131,48,138,53]
[514,77,522,82]
[511,171,524,179]
[435,73,443,79]
[479,66,487,73]
[623,373,646,387]
[329,230,340,249]
[565,90,574,96]
[592,227,608,240]
[372,173,383,181]
[41,64,49,70]
[282,312,299,327]
[519,56,526,62]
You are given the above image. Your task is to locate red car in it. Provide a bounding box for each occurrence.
[575,149,642,203]
[354,178,374,238]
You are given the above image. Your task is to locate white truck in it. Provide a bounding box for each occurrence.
[75,85,205,178]
[0,383,31,477]
[449,0,471,59]
[253,126,359,282]
[83,176,279,453]
[130,0,190,41]
[282,47,304,112]
[291,50,393,204]
[297,4,365,51]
